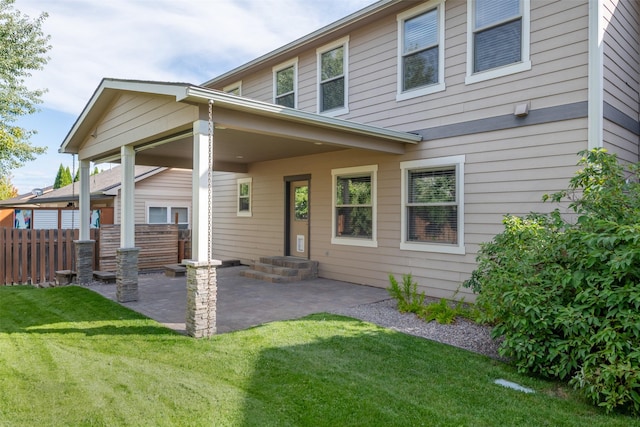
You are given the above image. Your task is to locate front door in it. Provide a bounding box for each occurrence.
[288,179,309,258]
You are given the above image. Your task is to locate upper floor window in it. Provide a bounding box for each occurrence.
[317,36,349,116]
[466,0,531,84]
[224,81,242,96]
[331,165,377,248]
[400,156,465,254]
[273,58,297,108]
[397,0,445,101]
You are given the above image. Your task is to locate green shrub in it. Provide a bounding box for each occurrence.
[387,273,425,313]
[464,149,640,415]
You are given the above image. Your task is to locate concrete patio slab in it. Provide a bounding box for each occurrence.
[86,265,390,334]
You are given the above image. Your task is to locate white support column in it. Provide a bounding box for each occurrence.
[117,145,139,302]
[78,159,91,241]
[75,158,94,285]
[192,119,210,262]
[120,145,136,248]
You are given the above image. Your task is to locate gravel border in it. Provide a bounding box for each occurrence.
[331,298,504,360]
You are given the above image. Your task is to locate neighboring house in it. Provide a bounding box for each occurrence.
[58,0,639,299]
[0,166,193,230]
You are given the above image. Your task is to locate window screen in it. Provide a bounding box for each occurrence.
[402,8,439,91]
[276,66,295,108]
[473,0,522,73]
[407,168,458,244]
[320,46,345,112]
[335,174,372,239]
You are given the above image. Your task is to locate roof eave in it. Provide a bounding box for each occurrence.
[183,86,422,144]
[59,79,192,155]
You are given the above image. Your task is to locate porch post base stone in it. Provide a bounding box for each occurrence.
[185,259,221,338]
[74,240,95,284]
[116,247,140,302]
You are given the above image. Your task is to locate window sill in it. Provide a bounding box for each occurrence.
[465,60,531,85]
[400,241,465,254]
[320,106,349,117]
[396,82,445,102]
[332,237,378,248]
[237,212,252,217]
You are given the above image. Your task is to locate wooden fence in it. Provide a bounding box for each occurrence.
[0,228,99,286]
[1,225,192,286]
[98,224,181,271]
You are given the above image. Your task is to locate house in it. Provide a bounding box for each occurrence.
[0,166,193,230]
[58,0,639,301]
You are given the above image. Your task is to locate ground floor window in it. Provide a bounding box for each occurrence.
[400,156,465,254]
[237,178,252,217]
[147,205,189,229]
[331,165,377,247]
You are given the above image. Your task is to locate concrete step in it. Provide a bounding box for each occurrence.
[252,262,299,276]
[259,256,318,271]
[239,269,299,283]
[241,256,319,283]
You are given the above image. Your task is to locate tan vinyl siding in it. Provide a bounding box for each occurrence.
[80,93,198,159]
[603,0,640,116]
[211,118,585,299]
[602,0,640,162]
[210,1,588,131]
[114,169,192,225]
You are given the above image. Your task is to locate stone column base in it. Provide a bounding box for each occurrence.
[116,247,140,302]
[185,259,221,338]
[74,240,95,284]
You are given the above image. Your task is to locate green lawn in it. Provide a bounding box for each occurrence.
[0,286,638,426]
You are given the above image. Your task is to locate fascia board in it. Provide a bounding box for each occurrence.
[184,86,421,144]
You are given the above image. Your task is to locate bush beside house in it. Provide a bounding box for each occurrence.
[465,149,640,415]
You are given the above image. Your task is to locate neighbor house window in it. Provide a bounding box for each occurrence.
[224,81,242,95]
[147,205,190,229]
[331,165,377,247]
[400,156,465,254]
[273,58,298,108]
[466,0,530,84]
[237,177,252,217]
[397,0,445,101]
[317,36,349,116]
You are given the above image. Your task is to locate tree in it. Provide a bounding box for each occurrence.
[53,163,72,189]
[0,174,18,200]
[0,0,51,176]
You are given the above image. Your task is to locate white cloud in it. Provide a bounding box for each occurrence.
[9,0,374,193]
[16,0,375,115]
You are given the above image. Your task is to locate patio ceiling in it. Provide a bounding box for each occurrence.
[60,79,422,172]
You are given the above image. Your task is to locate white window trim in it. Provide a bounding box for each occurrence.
[316,36,350,117]
[465,0,531,85]
[331,164,377,248]
[145,202,191,228]
[396,0,446,101]
[224,80,242,95]
[237,177,252,217]
[400,156,465,254]
[272,58,298,108]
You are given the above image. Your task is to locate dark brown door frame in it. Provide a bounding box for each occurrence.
[283,174,311,258]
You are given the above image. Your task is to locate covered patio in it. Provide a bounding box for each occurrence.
[60,78,420,337]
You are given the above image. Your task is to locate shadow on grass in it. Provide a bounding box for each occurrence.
[0,285,177,337]
[235,314,638,427]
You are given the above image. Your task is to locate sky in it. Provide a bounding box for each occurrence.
[10,0,375,194]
